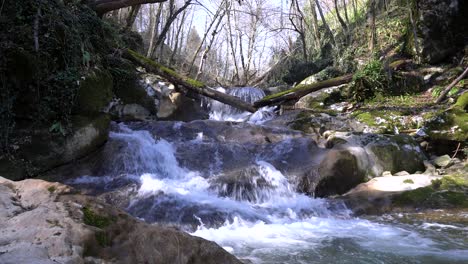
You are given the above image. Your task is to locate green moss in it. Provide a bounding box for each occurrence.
[394,174,468,208]
[403,179,414,184]
[95,231,111,247]
[260,75,351,102]
[83,206,111,229]
[126,49,205,89]
[47,186,56,193]
[73,69,113,116]
[455,92,468,110]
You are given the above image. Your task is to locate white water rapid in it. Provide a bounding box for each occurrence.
[69,123,468,264]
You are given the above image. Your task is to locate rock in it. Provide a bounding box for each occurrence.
[112,103,151,121]
[73,68,114,116]
[315,149,368,197]
[424,92,468,142]
[382,171,393,177]
[0,114,110,180]
[341,174,442,214]
[326,132,426,177]
[157,93,181,118]
[394,171,410,176]
[299,67,342,85]
[415,0,467,64]
[294,85,346,110]
[0,177,241,264]
[110,58,157,116]
[433,155,452,167]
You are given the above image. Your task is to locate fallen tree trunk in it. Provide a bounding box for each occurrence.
[435,66,468,104]
[88,0,167,16]
[254,74,353,108]
[123,49,256,113]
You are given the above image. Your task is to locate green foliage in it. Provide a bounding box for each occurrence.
[431,86,443,98]
[403,179,414,184]
[349,59,389,102]
[83,206,111,229]
[0,0,128,152]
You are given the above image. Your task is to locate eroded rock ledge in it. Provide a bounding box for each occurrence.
[0,177,241,264]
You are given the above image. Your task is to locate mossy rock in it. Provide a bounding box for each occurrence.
[73,69,113,116]
[367,135,425,174]
[106,56,156,114]
[393,174,468,209]
[425,94,468,141]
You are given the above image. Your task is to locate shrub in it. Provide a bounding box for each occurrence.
[348,59,389,102]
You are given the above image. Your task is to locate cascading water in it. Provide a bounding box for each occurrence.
[68,123,468,264]
[208,87,275,123]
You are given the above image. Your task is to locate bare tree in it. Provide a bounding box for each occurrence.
[289,0,308,60]
[315,0,335,45]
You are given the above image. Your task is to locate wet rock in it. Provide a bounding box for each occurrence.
[0,177,241,264]
[341,174,442,214]
[315,149,368,197]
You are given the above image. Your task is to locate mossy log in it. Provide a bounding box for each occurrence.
[123,49,256,113]
[254,74,353,108]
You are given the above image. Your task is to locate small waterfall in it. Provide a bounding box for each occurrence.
[209,87,275,123]
[67,123,468,264]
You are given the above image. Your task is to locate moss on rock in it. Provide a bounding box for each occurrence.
[394,174,468,208]
[73,69,113,116]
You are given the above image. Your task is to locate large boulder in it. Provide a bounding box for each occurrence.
[415,0,468,63]
[0,114,110,180]
[72,68,114,116]
[309,132,426,197]
[0,177,241,264]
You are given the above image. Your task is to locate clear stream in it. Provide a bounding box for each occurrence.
[69,88,468,264]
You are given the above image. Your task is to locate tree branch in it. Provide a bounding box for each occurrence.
[89,0,168,16]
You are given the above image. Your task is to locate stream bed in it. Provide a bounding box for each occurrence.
[66,88,467,263]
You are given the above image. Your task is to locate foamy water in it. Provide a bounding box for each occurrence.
[69,123,468,264]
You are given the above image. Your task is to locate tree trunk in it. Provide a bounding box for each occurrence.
[146,3,163,57]
[315,0,335,45]
[124,4,141,30]
[254,74,354,108]
[124,49,256,113]
[368,0,377,52]
[90,0,167,16]
[308,0,321,51]
[151,0,192,57]
[342,0,349,25]
[352,0,358,21]
[334,0,348,35]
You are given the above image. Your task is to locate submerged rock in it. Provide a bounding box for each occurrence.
[0,177,241,264]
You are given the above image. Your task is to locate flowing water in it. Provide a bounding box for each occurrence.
[68,88,467,263]
[208,87,275,123]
